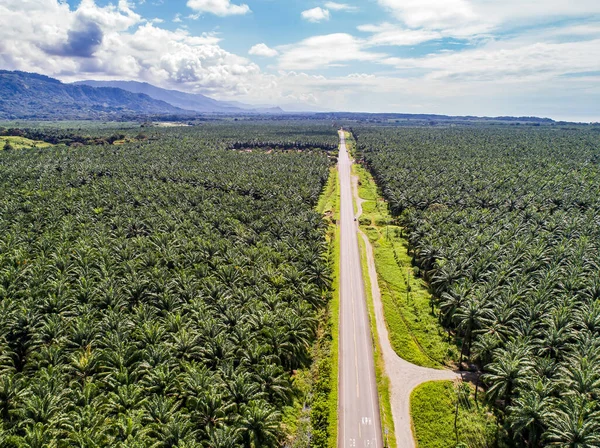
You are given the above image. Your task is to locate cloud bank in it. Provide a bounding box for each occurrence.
[0,0,599,120]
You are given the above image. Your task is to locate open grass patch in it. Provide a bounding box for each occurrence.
[353,164,457,368]
[411,381,497,448]
[1,135,53,149]
[317,167,338,216]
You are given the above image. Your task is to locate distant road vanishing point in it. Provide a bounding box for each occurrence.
[337,130,383,448]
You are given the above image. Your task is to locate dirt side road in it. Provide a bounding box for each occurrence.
[351,162,459,448]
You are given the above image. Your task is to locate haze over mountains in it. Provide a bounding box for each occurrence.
[72,80,284,114]
[0,70,288,120]
[0,70,562,124]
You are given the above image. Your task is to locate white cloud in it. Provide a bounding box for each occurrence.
[186,0,250,17]
[382,38,600,84]
[301,7,330,23]
[376,0,476,30]
[173,13,182,23]
[471,0,600,26]
[277,33,384,70]
[0,0,258,95]
[1,0,599,121]
[358,23,442,46]
[324,2,357,11]
[249,43,278,57]
[374,0,600,37]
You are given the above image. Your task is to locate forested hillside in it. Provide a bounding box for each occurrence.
[0,71,186,119]
[0,124,334,447]
[355,126,600,445]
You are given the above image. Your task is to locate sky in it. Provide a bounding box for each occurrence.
[1,0,599,121]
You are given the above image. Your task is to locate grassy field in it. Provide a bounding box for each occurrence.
[410,381,496,448]
[1,135,53,149]
[353,163,456,368]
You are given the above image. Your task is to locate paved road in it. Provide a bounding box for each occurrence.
[353,179,459,448]
[338,130,383,448]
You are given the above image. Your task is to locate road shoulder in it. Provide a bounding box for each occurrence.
[351,164,458,448]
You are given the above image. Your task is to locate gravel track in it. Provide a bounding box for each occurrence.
[351,172,459,448]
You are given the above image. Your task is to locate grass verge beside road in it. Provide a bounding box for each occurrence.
[410,381,497,448]
[316,167,341,448]
[284,167,339,447]
[353,164,456,368]
[357,234,397,448]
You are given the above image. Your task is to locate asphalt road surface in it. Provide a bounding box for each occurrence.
[337,130,383,448]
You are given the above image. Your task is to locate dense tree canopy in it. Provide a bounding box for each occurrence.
[0,125,334,447]
[355,125,600,446]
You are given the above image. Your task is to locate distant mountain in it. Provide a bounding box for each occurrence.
[222,100,330,113]
[318,112,555,123]
[0,70,188,119]
[220,100,284,114]
[74,80,254,113]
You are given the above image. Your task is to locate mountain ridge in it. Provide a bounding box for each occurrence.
[73,80,285,114]
[0,70,188,119]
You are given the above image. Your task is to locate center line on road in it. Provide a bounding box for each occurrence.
[337,130,382,448]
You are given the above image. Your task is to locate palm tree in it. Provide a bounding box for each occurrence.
[439,280,470,326]
[148,414,197,448]
[508,380,552,447]
[222,369,263,410]
[558,354,600,401]
[238,401,281,448]
[254,364,291,405]
[471,331,502,368]
[0,374,24,424]
[543,395,600,447]
[304,260,331,292]
[484,345,533,407]
[21,422,59,448]
[109,410,152,445]
[204,426,241,448]
[454,296,491,363]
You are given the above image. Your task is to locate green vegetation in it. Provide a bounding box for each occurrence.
[325,170,341,448]
[1,120,339,150]
[411,381,496,448]
[356,126,600,445]
[353,163,456,368]
[284,168,339,448]
[0,135,52,149]
[302,167,340,448]
[0,123,336,447]
[356,235,397,448]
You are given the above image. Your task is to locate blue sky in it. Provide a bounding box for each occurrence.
[1,0,600,120]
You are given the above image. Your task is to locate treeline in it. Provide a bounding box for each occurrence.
[230,141,337,151]
[355,126,600,446]
[0,127,147,146]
